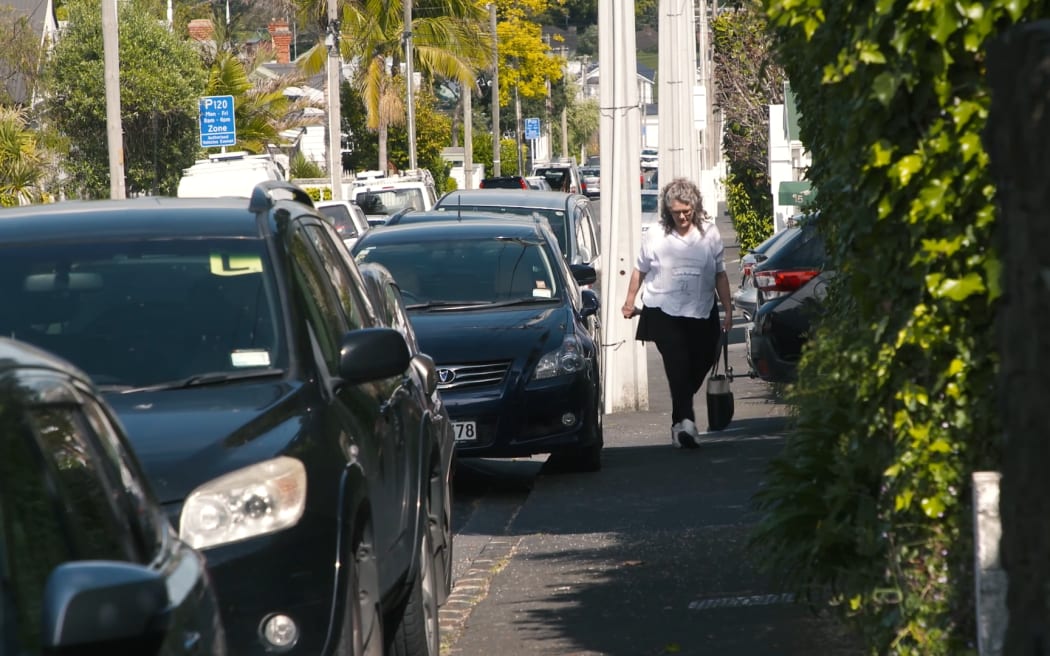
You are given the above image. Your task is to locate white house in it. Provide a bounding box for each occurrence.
[768,82,813,232]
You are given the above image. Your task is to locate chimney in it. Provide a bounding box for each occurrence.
[268,19,292,64]
[188,18,214,42]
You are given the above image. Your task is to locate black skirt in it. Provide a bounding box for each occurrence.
[635,305,718,343]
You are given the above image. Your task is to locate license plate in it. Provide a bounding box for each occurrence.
[452,421,477,442]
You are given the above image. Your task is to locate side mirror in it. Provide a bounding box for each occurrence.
[570,264,597,287]
[411,352,439,397]
[42,561,170,650]
[339,327,411,384]
[580,289,600,318]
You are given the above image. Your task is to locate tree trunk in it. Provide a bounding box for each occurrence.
[983,20,1050,654]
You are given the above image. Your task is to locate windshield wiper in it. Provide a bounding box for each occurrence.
[102,368,285,393]
[482,297,559,308]
[405,300,492,311]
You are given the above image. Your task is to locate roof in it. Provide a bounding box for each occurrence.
[0,336,83,380]
[0,197,269,242]
[436,189,581,212]
[357,217,548,245]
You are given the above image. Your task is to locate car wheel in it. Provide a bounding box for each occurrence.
[388,507,441,656]
[337,525,384,656]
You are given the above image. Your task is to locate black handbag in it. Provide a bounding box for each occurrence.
[706,331,734,431]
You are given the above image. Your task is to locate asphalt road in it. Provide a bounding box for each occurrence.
[441,203,865,655]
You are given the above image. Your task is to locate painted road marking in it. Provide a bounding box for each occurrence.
[689,592,796,611]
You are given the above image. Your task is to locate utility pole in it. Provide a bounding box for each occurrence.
[326,1,343,199]
[514,85,523,174]
[463,78,474,188]
[404,0,417,170]
[102,0,125,199]
[489,3,500,176]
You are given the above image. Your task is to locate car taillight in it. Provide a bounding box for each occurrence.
[518,179,527,189]
[754,269,820,293]
[741,263,754,277]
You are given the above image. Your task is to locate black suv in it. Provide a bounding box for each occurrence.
[0,337,225,656]
[0,182,453,656]
[745,214,830,383]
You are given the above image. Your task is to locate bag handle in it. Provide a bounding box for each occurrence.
[711,330,733,381]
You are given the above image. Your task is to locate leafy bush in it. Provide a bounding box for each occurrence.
[725,173,772,254]
[290,152,324,179]
[300,186,332,202]
[748,0,1026,652]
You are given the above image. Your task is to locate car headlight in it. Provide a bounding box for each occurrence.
[532,335,586,381]
[180,456,307,550]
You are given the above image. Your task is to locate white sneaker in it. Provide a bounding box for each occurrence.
[671,419,700,449]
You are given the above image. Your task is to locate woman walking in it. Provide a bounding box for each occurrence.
[621,177,733,448]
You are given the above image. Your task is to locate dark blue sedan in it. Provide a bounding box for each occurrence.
[352,218,605,472]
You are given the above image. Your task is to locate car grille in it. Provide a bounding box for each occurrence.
[435,361,510,390]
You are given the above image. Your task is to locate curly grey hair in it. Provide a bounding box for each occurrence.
[658,177,705,234]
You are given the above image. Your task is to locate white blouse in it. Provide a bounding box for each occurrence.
[636,220,725,319]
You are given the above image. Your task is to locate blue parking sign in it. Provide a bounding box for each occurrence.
[199,95,236,148]
[524,117,541,140]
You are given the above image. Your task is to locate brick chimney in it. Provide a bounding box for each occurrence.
[268,19,292,64]
[188,18,214,42]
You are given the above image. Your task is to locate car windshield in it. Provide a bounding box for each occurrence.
[437,204,570,261]
[0,239,287,389]
[355,188,425,217]
[355,237,560,308]
[640,193,659,212]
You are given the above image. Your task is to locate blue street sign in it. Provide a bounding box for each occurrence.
[524,117,541,140]
[199,95,236,148]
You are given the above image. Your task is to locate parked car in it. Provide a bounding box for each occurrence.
[315,198,371,250]
[351,218,605,471]
[350,168,439,225]
[356,262,456,600]
[578,165,601,198]
[524,175,553,191]
[479,175,529,190]
[746,213,830,383]
[531,160,583,195]
[732,224,799,322]
[0,181,451,656]
[640,189,661,235]
[432,189,602,285]
[0,337,226,656]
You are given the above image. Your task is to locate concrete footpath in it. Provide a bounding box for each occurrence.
[440,210,865,655]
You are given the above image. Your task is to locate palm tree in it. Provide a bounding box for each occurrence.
[0,106,45,205]
[296,0,491,172]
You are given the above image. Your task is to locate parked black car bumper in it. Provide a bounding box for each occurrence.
[443,371,600,458]
[166,504,339,655]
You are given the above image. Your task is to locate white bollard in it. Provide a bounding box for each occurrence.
[973,471,1006,656]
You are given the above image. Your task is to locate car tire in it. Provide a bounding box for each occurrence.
[430,470,453,605]
[388,507,441,656]
[337,525,384,656]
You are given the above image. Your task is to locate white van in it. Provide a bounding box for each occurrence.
[177,152,286,198]
[349,169,438,224]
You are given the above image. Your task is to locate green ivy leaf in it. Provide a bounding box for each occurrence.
[931,3,958,44]
[921,496,946,519]
[893,154,924,187]
[858,41,887,64]
[928,272,985,301]
[872,72,899,106]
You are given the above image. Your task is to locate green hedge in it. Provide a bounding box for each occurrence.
[747,0,1044,652]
